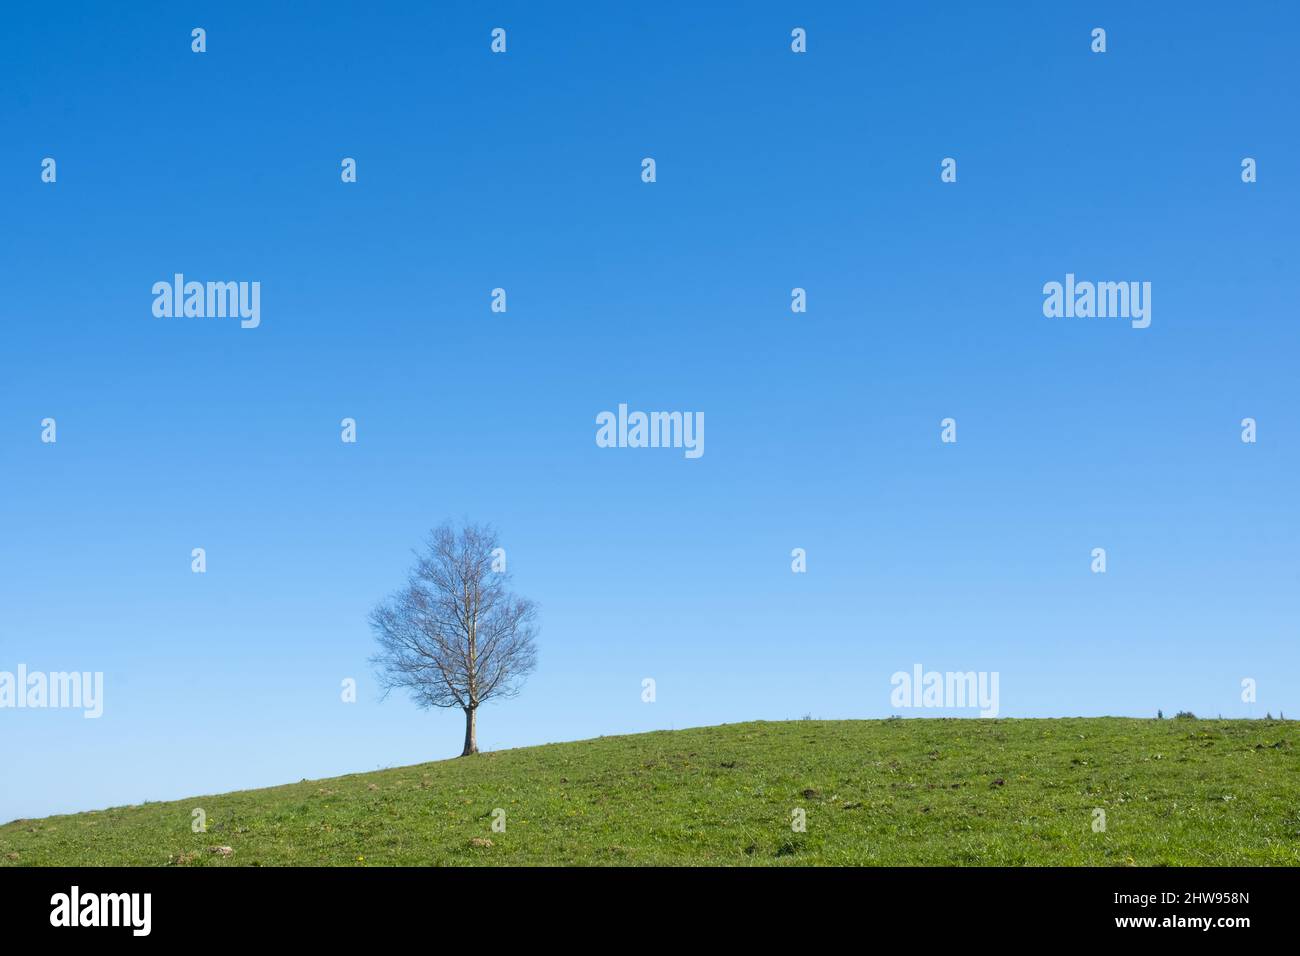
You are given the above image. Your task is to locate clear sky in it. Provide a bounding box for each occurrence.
[2,2,1297,822]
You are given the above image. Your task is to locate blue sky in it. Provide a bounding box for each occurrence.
[2,2,1297,822]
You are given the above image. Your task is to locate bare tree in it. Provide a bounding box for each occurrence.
[370,522,538,756]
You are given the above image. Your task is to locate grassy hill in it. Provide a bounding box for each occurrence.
[3,718,1297,866]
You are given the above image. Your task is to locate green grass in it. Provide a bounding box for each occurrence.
[3,718,1297,866]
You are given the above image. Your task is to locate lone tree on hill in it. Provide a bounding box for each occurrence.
[370,522,538,756]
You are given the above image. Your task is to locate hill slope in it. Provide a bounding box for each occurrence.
[3,718,1297,866]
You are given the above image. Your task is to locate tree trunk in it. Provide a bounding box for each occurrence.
[461,706,478,756]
